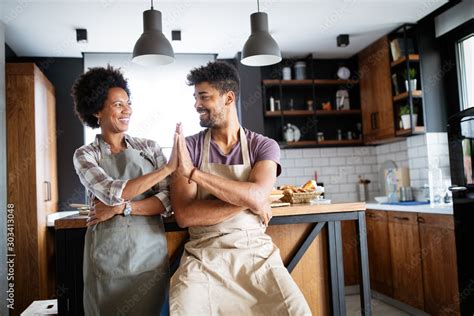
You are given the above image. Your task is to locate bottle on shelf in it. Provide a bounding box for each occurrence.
[269,96,275,112]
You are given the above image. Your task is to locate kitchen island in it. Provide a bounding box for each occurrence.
[54,202,369,316]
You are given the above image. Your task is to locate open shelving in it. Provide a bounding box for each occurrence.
[261,56,363,148]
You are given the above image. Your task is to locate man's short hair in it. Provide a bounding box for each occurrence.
[186,61,240,103]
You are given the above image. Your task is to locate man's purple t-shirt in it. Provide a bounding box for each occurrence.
[185,128,282,176]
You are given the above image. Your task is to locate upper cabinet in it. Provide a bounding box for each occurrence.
[260,56,363,148]
[6,63,58,315]
[358,36,396,144]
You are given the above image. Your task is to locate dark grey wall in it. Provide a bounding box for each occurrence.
[417,19,450,132]
[6,51,86,210]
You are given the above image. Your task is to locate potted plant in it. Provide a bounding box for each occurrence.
[403,68,417,92]
[399,104,418,129]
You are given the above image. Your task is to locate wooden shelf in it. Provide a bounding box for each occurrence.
[393,90,423,102]
[318,139,364,146]
[315,109,361,116]
[265,109,361,117]
[282,139,364,148]
[391,54,420,67]
[262,79,359,86]
[395,126,425,136]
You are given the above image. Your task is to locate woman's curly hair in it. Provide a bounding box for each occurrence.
[71,65,130,128]
[186,61,240,103]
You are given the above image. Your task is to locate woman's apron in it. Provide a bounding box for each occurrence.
[83,137,169,316]
[170,127,311,316]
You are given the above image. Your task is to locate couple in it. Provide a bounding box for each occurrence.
[72,61,311,316]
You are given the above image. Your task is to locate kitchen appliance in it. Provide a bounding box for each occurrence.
[383,167,411,199]
[447,107,474,314]
[399,186,414,201]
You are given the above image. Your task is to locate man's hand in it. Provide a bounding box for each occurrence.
[249,198,273,227]
[87,199,123,226]
[165,129,179,174]
[176,123,195,178]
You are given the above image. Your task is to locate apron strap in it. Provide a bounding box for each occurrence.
[202,127,251,168]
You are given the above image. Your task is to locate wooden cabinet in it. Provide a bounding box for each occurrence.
[6,63,58,315]
[387,211,425,310]
[365,210,393,297]
[418,214,459,315]
[342,221,360,286]
[358,36,395,143]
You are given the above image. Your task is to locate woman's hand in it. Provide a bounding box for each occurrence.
[166,127,179,174]
[87,199,123,226]
[176,123,195,178]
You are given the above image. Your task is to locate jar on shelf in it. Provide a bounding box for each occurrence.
[294,61,306,80]
[317,132,324,141]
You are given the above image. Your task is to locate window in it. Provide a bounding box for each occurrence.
[457,35,474,110]
[83,53,215,157]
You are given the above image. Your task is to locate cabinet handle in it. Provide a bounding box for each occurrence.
[394,216,410,221]
[43,181,51,202]
[366,213,376,218]
[417,217,425,223]
[43,181,48,202]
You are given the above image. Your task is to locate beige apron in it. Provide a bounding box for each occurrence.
[170,127,311,316]
[83,136,169,316]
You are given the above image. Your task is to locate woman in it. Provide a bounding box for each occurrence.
[72,65,177,315]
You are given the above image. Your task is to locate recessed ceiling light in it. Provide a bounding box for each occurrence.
[76,29,88,44]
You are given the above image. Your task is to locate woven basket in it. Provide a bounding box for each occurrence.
[281,191,319,204]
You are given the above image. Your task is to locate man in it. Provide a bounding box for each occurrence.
[170,61,311,315]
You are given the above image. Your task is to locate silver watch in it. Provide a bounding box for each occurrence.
[123,201,132,217]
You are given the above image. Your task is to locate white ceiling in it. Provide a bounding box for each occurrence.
[0,0,448,59]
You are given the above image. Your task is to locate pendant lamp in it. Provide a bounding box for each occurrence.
[132,0,174,66]
[241,0,281,66]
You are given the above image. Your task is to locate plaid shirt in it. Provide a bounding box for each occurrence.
[73,134,172,217]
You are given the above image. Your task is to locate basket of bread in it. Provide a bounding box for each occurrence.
[280,180,323,204]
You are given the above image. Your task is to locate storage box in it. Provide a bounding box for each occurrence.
[21,299,57,316]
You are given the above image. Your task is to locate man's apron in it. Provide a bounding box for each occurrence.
[83,136,169,316]
[170,127,311,316]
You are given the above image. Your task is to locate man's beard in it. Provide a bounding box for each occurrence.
[199,110,224,128]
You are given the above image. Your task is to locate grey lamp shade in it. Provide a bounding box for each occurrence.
[241,12,281,67]
[132,9,175,66]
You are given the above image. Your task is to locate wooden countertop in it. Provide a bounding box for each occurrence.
[54,202,366,230]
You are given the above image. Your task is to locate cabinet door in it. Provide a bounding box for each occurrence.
[358,36,394,143]
[418,214,459,315]
[342,221,360,286]
[366,210,393,297]
[388,211,424,310]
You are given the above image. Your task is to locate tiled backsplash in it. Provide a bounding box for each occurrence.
[278,133,451,203]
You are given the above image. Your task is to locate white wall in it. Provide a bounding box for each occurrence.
[0,20,8,316]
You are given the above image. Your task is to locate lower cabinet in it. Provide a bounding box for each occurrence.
[343,210,459,315]
[387,211,425,310]
[366,210,393,297]
[418,214,459,316]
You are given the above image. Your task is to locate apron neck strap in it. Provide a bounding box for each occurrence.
[202,127,251,167]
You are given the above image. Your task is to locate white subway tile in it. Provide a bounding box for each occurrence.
[412,157,428,169]
[356,165,372,174]
[355,147,372,156]
[337,147,354,157]
[280,159,295,168]
[320,148,338,157]
[302,148,320,158]
[296,177,310,185]
[304,168,316,177]
[280,150,287,159]
[298,158,313,167]
[286,168,305,177]
[389,142,401,153]
[340,183,357,193]
[319,166,339,176]
[330,174,346,183]
[330,157,346,166]
[347,156,362,165]
[365,156,377,164]
[313,157,329,166]
[286,149,303,158]
[276,177,295,187]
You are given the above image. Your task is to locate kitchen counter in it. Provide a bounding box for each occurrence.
[53,202,370,315]
[366,202,453,215]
